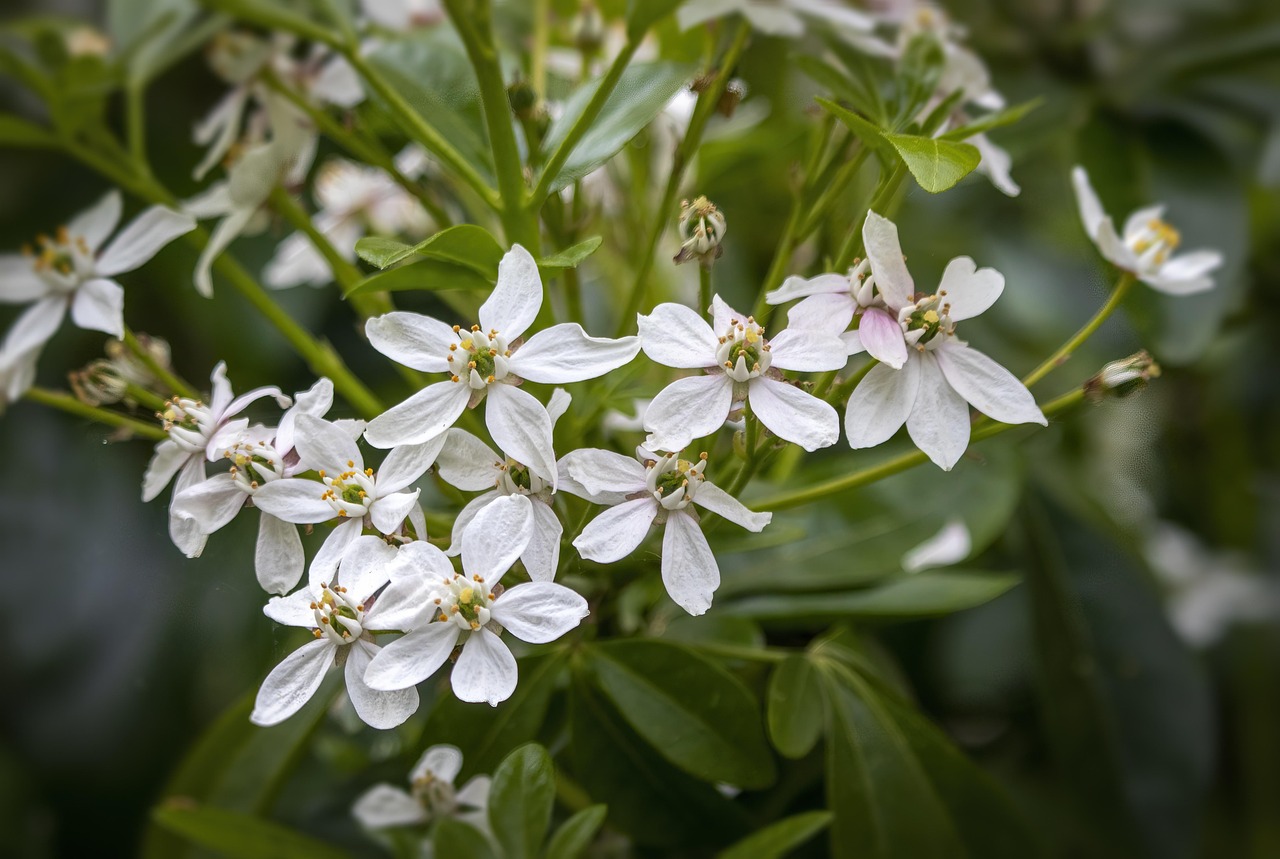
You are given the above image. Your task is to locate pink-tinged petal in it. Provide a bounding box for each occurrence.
[784,293,855,335]
[748,377,839,451]
[452,628,518,706]
[369,488,421,535]
[171,472,246,534]
[692,482,771,532]
[250,637,334,726]
[479,244,542,341]
[573,497,656,563]
[637,303,719,369]
[378,434,447,494]
[934,341,1045,426]
[364,379,470,449]
[862,211,914,311]
[906,351,971,471]
[94,205,195,276]
[661,509,719,616]
[511,324,640,384]
[345,639,420,729]
[142,439,189,502]
[256,513,304,595]
[522,501,562,582]
[485,384,559,490]
[70,278,124,337]
[364,621,460,691]
[366,311,459,374]
[447,490,501,557]
[490,581,588,643]
[67,190,123,252]
[642,373,734,452]
[1,296,65,358]
[1071,166,1107,239]
[436,429,502,492]
[0,254,50,303]
[352,785,426,829]
[937,257,1004,322]
[767,327,849,372]
[845,358,920,449]
[766,272,850,306]
[902,519,971,573]
[561,447,648,499]
[462,494,533,583]
[710,294,748,335]
[310,517,364,587]
[856,307,908,369]
[251,478,336,524]
[413,745,464,784]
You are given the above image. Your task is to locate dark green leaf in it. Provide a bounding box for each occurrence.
[354,224,503,275]
[815,96,894,158]
[882,132,981,193]
[199,0,337,47]
[0,114,56,148]
[488,743,555,859]
[544,804,608,859]
[539,236,603,269]
[718,811,833,859]
[434,819,499,859]
[626,0,685,40]
[767,655,824,759]
[152,803,352,859]
[345,257,495,297]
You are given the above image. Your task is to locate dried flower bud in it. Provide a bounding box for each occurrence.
[1084,350,1161,401]
[718,78,748,117]
[674,196,726,267]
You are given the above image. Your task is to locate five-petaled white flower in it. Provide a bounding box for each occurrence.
[0,190,194,404]
[251,536,426,728]
[1071,166,1222,295]
[364,494,589,706]
[362,244,641,489]
[352,744,490,833]
[638,295,842,453]
[563,446,771,616]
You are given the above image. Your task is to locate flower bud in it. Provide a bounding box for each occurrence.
[674,196,726,267]
[1084,350,1161,401]
[573,4,606,55]
[65,27,111,58]
[718,78,748,118]
[69,360,128,407]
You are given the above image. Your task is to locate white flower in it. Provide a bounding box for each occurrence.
[1072,166,1223,295]
[361,0,444,30]
[363,494,590,706]
[362,245,641,488]
[563,447,771,616]
[638,295,842,453]
[251,415,442,585]
[901,518,971,573]
[353,744,490,832]
[0,191,194,404]
[435,389,572,582]
[679,0,879,46]
[251,536,426,728]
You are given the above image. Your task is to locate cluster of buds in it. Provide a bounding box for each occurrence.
[674,196,727,266]
[69,334,172,407]
[1085,351,1161,401]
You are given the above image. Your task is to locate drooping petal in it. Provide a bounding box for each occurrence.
[637,303,719,369]
[742,4,804,35]
[479,244,542,341]
[560,447,648,498]
[485,383,559,489]
[345,639,420,729]
[0,255,50,303]
[67,190,123,252]
[309,517,364,587]
[522,501,563,582]
[573,497,656,563]
[862,211,914,311]
[489,581,588,644]
[169,458,210,558]
[971,132,1020,198]
[661,509,719,616]
[452,628,518,706]
[352,785,426,829]
[855,307,908,369]
[378,434,447,494]
[748,377,839,451]
[845,358,920,450]
[1,296,65,359]
[765,272,850,306]
[251,478,336,524]
[906,351,971,471]
[70,278,125,337]
[363,379,471,449]
[461,493,533,583]
[170,472,246,534]
[767,327,850,372]
[366,311,459,374]
[250,638,334,726]
[364,621,460,691]
[642,373,734,452]
[510,324,640,384]
[447,490,500,557]
[937,257,1004,322]
[142,440,189,502]
[369,488,421,535]
[435,429,502,491]
[902,519,972,573]
[934,341,1045,426]
[256,513,304,595]
[94,205,195,276]
[1071,165,1107,239]
[692,482,772,532]
[412,745,465,784]
[783,293,855,335]
[194,206,257,298]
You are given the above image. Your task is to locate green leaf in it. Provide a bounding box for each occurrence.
[895,33,945,124]
[0,114,56,148]
[354,224,503,275]
[152,803,352,859]
[199,0,337,46]
[882,132,981,193]
[626,0,685,40]
[718,811,833,859]
[940,97,1043,141]
[539,236,603,269]
[767,655,824,759]
[540,61,694,194]
[488,744,556,859]
[815,96,894,158]
[583,639,776,788]
[544,804,608,859]
[433,819,499,859]
[345,257,494,297]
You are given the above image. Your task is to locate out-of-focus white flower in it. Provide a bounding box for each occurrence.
[362,245,641,487]
[360,0,444,30]
[353,744,490,832]
[902,518,971,573]
[364,495,590,706]
[0,191,194,404]
[679,0,880,48]
[1072,166,1223,295]
[638,295,842,452]
[562,447,771,615]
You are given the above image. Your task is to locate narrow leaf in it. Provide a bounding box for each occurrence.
[539,236,603,269]
[0,114,57,148]
[545,804,608,859]
[152,804,352,859]
[434,819,499,859]
[940,98,1043,141]
[718,811,833,859]
[767,655,824,759]
[815,96,894,157]
[488,743,556,859]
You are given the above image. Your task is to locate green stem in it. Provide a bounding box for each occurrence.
[530,0,550,98]
[833,166,906,271]
[122,326,197,399]
[124,383,169,413]
[698,264,713,317]
[1022,272,1136,388]
[25,387,168,441]
[126,84,148,167]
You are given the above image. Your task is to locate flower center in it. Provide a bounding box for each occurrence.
[1127,218,1181,268]
[899,292,954,349]
[434,574,495,631]
[497,458,546,496]
[715,317,772,382]
[161,396,216,453]
[223,440,283,492]
[644,451,708,511]
[446,325,512,390]
[318,460,375,518]
[410,772,458,822]
[310,583,365,643]
[24,226,93,288]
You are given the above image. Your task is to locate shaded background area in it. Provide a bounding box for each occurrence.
[1,0,1278,856]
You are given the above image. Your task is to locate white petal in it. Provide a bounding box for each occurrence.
[485,383,559,489]
[1148,250,1222,295]
[677,0,741,30]
[435,429,502,491]
[1071,167,1106,237]
[710,294,748,336]
[1096,217,1138,271]
[378,434,447,493]
[448,490,501,557]
[250,638,334,726]
[766,272,849,306]
[661,509,719,616]
[67,190,123,252]
[293,414,362,473]
[692,482,771,532]
[0,254,50,303]
[1,296,65,358]
[461,494,533,583]
[352,785,426,829]
[783,293,855,335]
[310,517,365,587]
[490,581,588,644]
[251,478,336,524]
[855,307,907,369]
[479,244,542,341]
[845,359,919,449]
[937,257,1004,322]
[561,447,648,498]
[69,278,124,337]
[171,472,246,533]
[276,377,334,455]
[311,54,364,108]
[413,745,465,784]
[363,379,470,449]
[94,206,195,276]
[522,500,563,582]
[367,564,439,632]
[862,211,914,311]
[370,489,421,534]
[169,458,209,558]
[346,639,420,729]
[195,207,257,298]
[906,351,972,471]
[743,5,804,34]
[364,621,460,691]
[511,324,640,384]
[637,303,719,369]
[142,440,189,502]
[573,497,656,563]
[546,387,572,426]
[256,513,305,595]
[1122,204,1166,242]
[972,133,1020,198]
[338,534,399,597]
[366,311,459,374]
[642,373,734,452]
[263,587,318,627]
[934,341,1045,426]
[902,519,972,573]
[767,327,849,372]
[748,377,839,451]
[452,628,518,706]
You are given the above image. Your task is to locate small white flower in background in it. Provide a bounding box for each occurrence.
[435,389,572,582]
[1071,166,1223,295]
[678,0,881,47]
[251,415,443,585]
[364,495,590,706]
[901,518,971,573]
[252,536,429,728]
[562,446,771,616]
[360,0,444,30]
[353,744,490,833]
[638,295,842,453]
[674,196,727,266]
[363,245,641,487]
[143,362,291,558]
[0,190,194,404]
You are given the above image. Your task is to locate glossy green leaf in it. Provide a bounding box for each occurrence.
[584,639,776,788]
[539,236,603,269]
[545,804,608,859]
[433,819,499,859]
[354,224,503,275]
[882,132,981,193]
[718,811,833,859]
[767,655,824,759]
[152,804,352,859]
[488,744,556,859]
[815,96,894,158]
[626,0,685,39]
